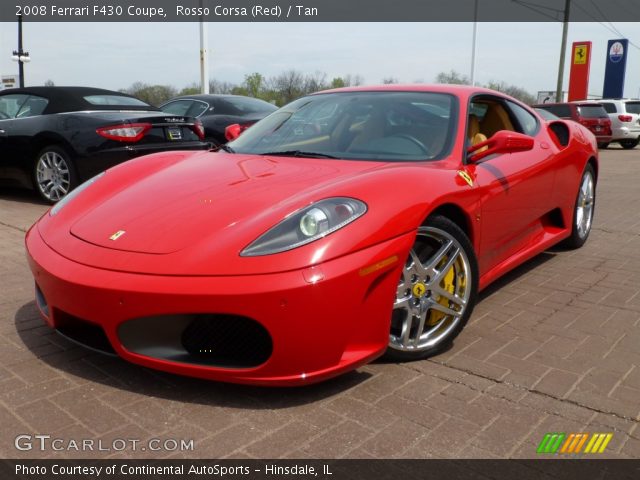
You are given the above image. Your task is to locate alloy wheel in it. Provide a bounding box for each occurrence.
[36,150,71,202]
[390,226,472,353]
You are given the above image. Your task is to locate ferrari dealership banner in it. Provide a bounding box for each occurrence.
[567,42,592,102]
[602,39,629,99]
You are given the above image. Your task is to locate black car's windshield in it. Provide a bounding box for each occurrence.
[228,92,458,162]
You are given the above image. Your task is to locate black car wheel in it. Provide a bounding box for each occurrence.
[33,146,78,203]
[386,215,478,361]
[563,163,596,249]
[620,139,639,150]
[598,142,609,149]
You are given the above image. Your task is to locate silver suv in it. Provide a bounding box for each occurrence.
[596,99,640,149]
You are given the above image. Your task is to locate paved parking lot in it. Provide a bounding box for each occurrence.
[1,147,639,460]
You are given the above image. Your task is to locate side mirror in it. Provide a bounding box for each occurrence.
[467,130,535,162]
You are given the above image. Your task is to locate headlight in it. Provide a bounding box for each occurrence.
[49,172,105,216]
[241,197,367,256]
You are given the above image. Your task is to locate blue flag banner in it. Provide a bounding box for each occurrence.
[602,39,629,98]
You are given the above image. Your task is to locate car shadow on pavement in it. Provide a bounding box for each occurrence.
[0,186,47,206]
[13,301,372,409]
[478,251,556,300]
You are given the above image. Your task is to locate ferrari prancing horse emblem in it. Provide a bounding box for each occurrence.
[109,230,126,241]
[412,283,427,298]
[457,170,474,187]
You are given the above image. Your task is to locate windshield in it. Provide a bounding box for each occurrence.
[228,91,458,162]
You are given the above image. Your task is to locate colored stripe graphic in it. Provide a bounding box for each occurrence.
[538,433,612,454]
[537,433,565,454]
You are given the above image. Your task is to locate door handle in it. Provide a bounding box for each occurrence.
[540,141,550,149]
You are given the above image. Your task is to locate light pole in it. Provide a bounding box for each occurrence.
[555,0,570,102]
[199,0,209,94]
[11,14,30,88]
[470,0,479,86]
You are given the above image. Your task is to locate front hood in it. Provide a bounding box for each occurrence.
[69,151,382,255]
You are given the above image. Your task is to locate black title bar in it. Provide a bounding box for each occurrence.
[3,459,640,480]
[3,0,640,22]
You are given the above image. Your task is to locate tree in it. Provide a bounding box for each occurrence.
[123,82,177,106]
[435,70,470,85]
[484,80,536,105]
[44,79,55,87]
[179,82,200,96]
[330,77,346,89]
[382,77,399,84]
[434,70,535,104]
[303,71,328,94]
[209,79,236,94]
[243,72,264,98]
[343,74,364,87]
[269,70,305,104]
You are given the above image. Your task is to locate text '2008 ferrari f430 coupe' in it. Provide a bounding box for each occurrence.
[26,85,598,386]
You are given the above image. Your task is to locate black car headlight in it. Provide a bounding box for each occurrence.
[241,197,367,256]
[49,172,105,216]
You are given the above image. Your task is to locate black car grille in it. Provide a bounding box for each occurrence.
[181,315,272,368]
[55,310,116,355]
[117,313,273,369]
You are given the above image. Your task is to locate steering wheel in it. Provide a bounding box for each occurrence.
[0,111,10,120]
[389,134,430,155]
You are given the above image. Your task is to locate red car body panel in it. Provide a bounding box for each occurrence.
[25,85,598,385]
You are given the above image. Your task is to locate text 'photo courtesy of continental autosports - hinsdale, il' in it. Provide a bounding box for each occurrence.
[25,84,598,386]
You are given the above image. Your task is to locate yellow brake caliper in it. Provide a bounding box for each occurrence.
[426,256,457,327]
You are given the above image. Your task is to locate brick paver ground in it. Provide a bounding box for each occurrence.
[1,147,639,459]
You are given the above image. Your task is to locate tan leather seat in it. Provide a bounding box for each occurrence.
[348,110,386,150]
[468,114,488,149]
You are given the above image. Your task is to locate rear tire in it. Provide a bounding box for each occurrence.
[598,142,609,149]
[563,163,596,249]
[385,215,478,361]
[33,145,78,204]
[619,139,639,150]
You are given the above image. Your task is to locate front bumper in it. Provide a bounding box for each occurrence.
[26,226,414,386]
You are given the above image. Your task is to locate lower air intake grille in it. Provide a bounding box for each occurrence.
[181,315,272,368]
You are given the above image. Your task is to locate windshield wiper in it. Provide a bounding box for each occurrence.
[259,150,338,159]
[217,144,235,153]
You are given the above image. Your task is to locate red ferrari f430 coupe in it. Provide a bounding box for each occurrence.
[26,85,598,385]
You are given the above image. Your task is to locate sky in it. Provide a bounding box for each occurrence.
[0,21,639,100]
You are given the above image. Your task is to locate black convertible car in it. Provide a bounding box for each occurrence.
[160,94,277,145]
[0,86,209,202]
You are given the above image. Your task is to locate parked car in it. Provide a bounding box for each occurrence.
[595,99,640,149]
[0,86,209,203]
[533,101,612,148]
[159,94,278,146]
[27,85,598,385]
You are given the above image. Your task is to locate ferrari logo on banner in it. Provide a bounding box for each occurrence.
[573,45,588,64]
[568,41,592,101]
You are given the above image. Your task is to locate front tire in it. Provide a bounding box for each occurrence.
[563,163,596,249]
[33,146,78,204]
[385,216,479,361]
[597,142,609,149]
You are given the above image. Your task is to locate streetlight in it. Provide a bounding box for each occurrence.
[11,14,30,88]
